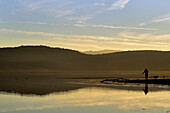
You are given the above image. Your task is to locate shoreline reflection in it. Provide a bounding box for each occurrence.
[143,83,149,95]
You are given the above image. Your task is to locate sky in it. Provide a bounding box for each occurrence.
[1,0,170,51]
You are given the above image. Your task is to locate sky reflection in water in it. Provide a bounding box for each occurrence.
[0,87,170,113]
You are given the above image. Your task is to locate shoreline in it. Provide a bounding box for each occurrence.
[0,77,170,96]
[101,78,170,85]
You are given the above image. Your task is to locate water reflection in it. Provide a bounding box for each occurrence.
[0,87,170,113]
[143,83,149,95]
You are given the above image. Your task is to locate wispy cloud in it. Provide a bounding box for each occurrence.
[14,0,132,23]
[54,10,74,18]
[16,0,75,18]
[66,16,92,24]
[152,14,170,22]
[138,13,170,26]
[0,28,116,41]
[138,23,146,26]
[16,21,48,25]
[1,28,170,50]
[13,0,133,25]
[108,0,131,10]
[17,0,50,11]
[74,24,158,31]
[94,3,105,6]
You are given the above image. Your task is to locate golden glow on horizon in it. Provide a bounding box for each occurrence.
[1,28,170,51]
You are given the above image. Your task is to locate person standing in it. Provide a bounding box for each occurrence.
[142,68,149,80]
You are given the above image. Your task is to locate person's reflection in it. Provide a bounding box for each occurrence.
[143,83,149,95]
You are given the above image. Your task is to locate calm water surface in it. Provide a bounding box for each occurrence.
[0,87,170,113]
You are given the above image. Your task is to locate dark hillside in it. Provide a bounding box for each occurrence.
[0,46,170,72]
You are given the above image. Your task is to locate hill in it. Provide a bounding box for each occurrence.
[0,46,170,72]
[82,50,121,55]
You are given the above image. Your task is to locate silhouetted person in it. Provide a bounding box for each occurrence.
[143,83,148,95]
[142,68,149,80]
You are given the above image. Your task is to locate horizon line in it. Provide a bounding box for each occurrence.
[0,45,170,53]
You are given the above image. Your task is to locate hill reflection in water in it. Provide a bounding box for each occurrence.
[0,87,170,113]
[0,77,170,96]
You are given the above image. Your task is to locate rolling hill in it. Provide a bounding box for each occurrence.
[0,46,170,72]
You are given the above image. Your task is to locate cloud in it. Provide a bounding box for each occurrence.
[74,24,157,31]
[0,28,162,43]
[32,39,105,50]
[153,17,170,22]
[139,13,170,26]
[17,0,49,11]
[54,10,74,18]
[13,0,131,25]
[14,0,130,23]
[16,21,48,25]
[152,14,170,22]
[138,23,146,26]
[94,3,105,6]
[16,0,75,18]
[0,28,116,41]
[1,28,170,51]
[66,16,92,24]
[108,0,131,10]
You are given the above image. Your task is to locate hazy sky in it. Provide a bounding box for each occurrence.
[1,0,170,51]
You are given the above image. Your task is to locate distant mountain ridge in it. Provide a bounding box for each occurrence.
[83,50,121,55]
[0,45,170,72]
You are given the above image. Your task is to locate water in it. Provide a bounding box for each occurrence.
[0,87,170,113]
